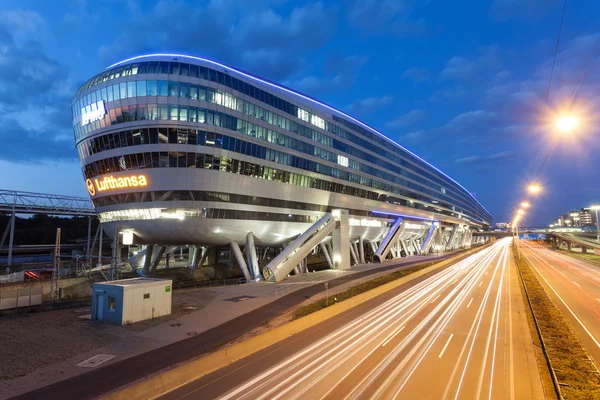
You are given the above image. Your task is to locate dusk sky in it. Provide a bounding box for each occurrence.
[0,0,599,226]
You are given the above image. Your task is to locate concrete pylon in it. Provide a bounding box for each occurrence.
[230,242,252,282]
[245,232,260,280]
[142,245,154,275]
[359,236,365,263]
[331,209,350,269]
[320,243,333,269]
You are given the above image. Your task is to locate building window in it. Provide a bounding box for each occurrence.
[143,293,150,299]
[108,296,116,310]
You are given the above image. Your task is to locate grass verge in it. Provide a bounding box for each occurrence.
[292,262,438,320]
[516,250,600,399]
[557,249,600,266]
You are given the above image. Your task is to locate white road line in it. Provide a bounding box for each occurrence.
[485,271,488,275]
[559,271,565,276]
[479,281,483,287]
[381,326,405,347]
[524,252,600,351]
[467,298,474,308]
[573,281,581,288]
[597,298,600,303]
[431,294,441,303]
[438,334,454,358]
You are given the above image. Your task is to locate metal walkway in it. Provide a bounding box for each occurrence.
[0,190,95,216]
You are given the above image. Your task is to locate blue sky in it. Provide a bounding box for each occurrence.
[0,0,598,226]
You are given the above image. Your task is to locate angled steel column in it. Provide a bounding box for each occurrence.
[420,224,437,255]
[351,241,360,264]
[400,239,409,256]
[150,246,166,273]
[230,241,252,282]
[143,245,154,275]
[7,194,16,268]
[358,236,365,263]
[373,218,406,263]
[349,242,359,265]
[245,232,260,280]
[445,225,458,251]
[369,241,377,255]
[320,243,333,269]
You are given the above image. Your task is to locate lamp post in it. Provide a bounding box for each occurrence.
[592,205,600,242]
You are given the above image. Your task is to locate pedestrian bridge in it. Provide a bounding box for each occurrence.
[547,232,600,253]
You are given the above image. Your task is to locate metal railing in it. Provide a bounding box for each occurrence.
[0,190,95,216]
[173,277,247,291]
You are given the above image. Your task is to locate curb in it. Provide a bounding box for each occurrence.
[104,246,485,400]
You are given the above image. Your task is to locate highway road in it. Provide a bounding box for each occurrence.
[521,242,600,365]
[165,238,543,400]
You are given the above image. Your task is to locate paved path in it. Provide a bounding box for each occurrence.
[8,253,459,400]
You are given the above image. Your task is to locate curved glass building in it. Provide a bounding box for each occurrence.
[72,54,491,278]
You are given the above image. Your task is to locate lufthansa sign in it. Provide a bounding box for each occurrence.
[86,175,148,196]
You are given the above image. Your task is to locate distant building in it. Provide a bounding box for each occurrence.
[495,222,510,229]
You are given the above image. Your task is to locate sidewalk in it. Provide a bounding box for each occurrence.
[2,253,454,400]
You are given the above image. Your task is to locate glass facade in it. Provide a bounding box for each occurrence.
[74,56,491,227]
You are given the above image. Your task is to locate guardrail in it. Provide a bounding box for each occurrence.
[173,277,247,291]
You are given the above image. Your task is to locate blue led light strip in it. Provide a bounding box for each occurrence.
[106,53,491,217]
[371,210,437,223]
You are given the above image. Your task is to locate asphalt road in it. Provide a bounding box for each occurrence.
[13,252,461,400]
[521,242,600,365]
[165,238,543,400]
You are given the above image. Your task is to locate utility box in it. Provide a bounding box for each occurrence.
[91,278,172,325]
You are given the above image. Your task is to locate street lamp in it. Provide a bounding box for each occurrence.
[556,115,579,133]
[521,202,530,208]
[591,204,600,242]
[528,183,542,194]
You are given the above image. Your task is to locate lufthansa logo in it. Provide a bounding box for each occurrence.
[86,179,96,196]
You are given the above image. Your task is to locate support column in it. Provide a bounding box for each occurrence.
[369,241,377,255]
[351,242,360,265]
[420,224,437,255]
[445,225,457,251]
[246,232,260,280]
[567,241,572,252]
[582,246,587,254]
[86,216,92,270]
[331,209,350,270]
[150,246,166,273]
[7,194,16,268]
[230,241,252,282]
[320,243,333,269]
[98,226,104,266]
[349,242,359,265]
[143,245,154,275]
[359,236,366,263]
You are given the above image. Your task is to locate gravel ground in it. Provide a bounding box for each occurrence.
[0,288,218,381]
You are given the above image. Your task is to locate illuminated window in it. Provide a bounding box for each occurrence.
[337,155,349,167]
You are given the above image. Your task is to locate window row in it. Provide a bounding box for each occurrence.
[78,126,479,214]
[99,207,320,224]
[82,151,483,224]
[75,101,477,212]
[76,60,298,117]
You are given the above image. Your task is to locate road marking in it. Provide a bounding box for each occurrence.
[559,271,565,276]
[381,325,405,347]
[485,271,488,275]
[479,281,483,287]
[76,354,115,368]
[431,294,441,303]
[597,298,600,303]
[438,334,454,358]
[467,298,474,308]
[573,281,581,288]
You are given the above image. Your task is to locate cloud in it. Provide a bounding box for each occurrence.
[455,151,514,165]
[429,86,470,103]
[402,67,430,83]
[440,46,501,81]
[286,54,369,94]
[346,96,394,114]
[347,0,427,37]
[387,109,425,128]
[0,10,76,163]
[490,0,562,21]
[98,1,336,81]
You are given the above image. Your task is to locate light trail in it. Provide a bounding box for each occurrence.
[204,238,537,400]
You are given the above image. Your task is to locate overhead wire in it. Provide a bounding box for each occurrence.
[530,0,567,176]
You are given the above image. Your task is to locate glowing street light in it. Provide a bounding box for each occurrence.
[528,183,542,194]
[521,202,530,208]
[556,115,579,133]
[517,209,525,215]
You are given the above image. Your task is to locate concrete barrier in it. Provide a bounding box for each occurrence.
[105,246,485,400]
